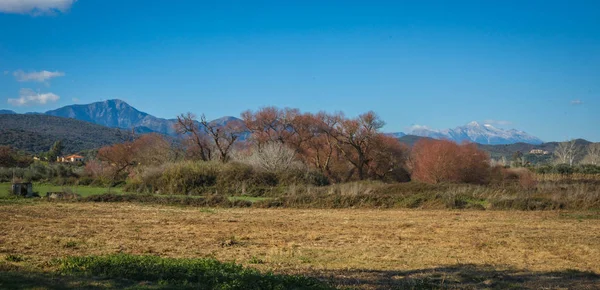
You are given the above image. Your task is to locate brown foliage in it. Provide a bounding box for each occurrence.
[133,134,174,166]
[367,135,411,182]
[241,108,409,182]
[241,107,300,147]
[96,134,174,182]
[411,139,490,184]
[97,141,136,181]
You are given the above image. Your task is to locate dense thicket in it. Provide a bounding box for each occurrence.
[411,139,490,184]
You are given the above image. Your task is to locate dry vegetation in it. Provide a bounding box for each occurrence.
[1,202,599,289]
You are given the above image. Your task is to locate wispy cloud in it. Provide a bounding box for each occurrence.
[408,124,432,131]
[72,97,80,102]
[0,0,76,15]
[13,70,65,83]
[483,119,513,126]
[3,71,8,75]
[7,88,60,106]
[570,99,584,105]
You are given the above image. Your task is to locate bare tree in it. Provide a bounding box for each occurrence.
[175,113,212,161]
[199,114,244,163]
[554,140,581,166]
[582,143,600,165]
[329,111,384,180]
[245,142,303,172]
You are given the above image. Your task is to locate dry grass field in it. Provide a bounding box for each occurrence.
[1,202,600,289]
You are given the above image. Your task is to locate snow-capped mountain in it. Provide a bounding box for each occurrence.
[393,121,543,145]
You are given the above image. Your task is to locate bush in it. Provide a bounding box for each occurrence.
[216,162,278,194]
[576,164,600,174]
[554,164,574,175]
[0,162,80,183]
[243,142,304,173]
[490,167,537,189]
[124,160,331,196]
[161,161,219,194]
[411,139,490,185]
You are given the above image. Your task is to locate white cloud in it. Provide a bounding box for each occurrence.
[571,99,583,105]
[483,119,513,126]
[408,124,432,131]
[7,88,60,106]
[13,70,65,83]
[72,97,79,102]
[0,0,76,15]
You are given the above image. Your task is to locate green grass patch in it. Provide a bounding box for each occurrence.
[0,182,122,198]
[559,212,600,220]
[54,254,331,289]
[228,196,271,203]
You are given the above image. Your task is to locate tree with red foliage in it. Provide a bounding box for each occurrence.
[297,112,341,180]
[328,111,384,180]
[241,107,300,147]
[131,133,174,166]
[97,141,136,183]
[367,135,411,181]
[411,139,490,184]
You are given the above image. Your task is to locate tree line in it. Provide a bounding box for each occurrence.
[3,107,599,188]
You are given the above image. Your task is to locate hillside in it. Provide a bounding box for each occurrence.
[0,114,133,154]
[45,99,180,136]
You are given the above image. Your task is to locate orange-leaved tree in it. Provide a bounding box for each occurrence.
[411,139,490,184]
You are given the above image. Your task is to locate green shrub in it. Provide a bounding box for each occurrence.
[554,164,574,175]
[56,254,331,289]
[5,254,25,262]
[161,161,219,194]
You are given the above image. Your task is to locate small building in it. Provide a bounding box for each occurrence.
[529,149,549,155]
[11,182,33,197]
[57,154,85,163]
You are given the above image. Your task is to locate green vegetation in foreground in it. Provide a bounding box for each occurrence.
[35,254,329,289]
[0,182,123,198]
[0,183,269,204]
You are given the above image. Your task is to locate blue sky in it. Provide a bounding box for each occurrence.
[0,0,598,141]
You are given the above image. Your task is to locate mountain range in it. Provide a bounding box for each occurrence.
[391,121,544,145]
[44,99,180,136]
[4,99,542,145]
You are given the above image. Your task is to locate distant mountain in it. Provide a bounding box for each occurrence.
[44,99,246,136]
[208,116,244,128]
[386,132,406,138]
[398,121,543,145]
[0,109,17,114]
[396,135,433,147]
[0,114,133,154]
[45,99,180,136]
